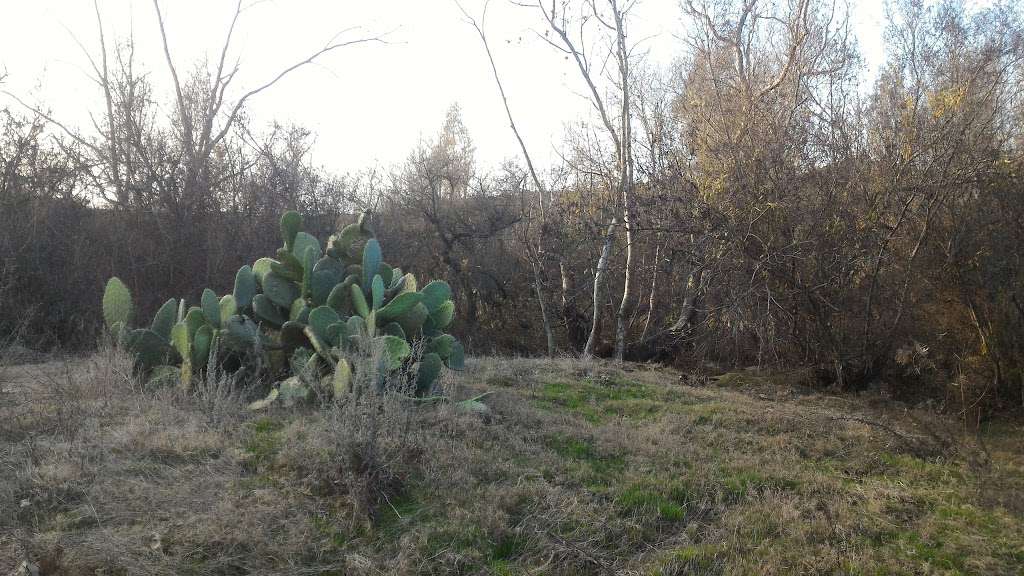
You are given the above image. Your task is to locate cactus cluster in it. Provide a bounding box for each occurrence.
[102,211,464,405]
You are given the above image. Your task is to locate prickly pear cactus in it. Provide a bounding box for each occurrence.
[102,210,464,405]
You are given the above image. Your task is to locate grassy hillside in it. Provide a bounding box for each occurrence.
[2,352,1022,575]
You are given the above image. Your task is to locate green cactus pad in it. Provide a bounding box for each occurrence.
[201,289,220,329]
[278,376,310,407]
[263,272,300,308]
[346,315,366,338]
[421,317,442,338]
[102,277,133,332]
[171,321,190,360]
[295,303,311,324]
[172,323,192,390]
[292,231,322,261]
[273,250,305,282]
[332,359,352,396]
[375,335,411,371]
[289,298,306,321]
[280,210,302,251]
[365,309,377,336]
[326,275,357,314]
[290,347,319,386]
[326,321,348,347]
[371,274,385,310]
[362,239,382,290]
[420,280,452,313]
[219,295,237,326]
[399,273,418,294]
[308,306,341,343]
[301,245,317,299]
[192,325,214,368]
[415,352,444,394]
[253,258,275,285]
[151,299,178,341]
[302,325,331,359]
[223,315,260,352]
[185,307,206,340]
[454,398,490,415]
[314,255,345,277]
[334,223,364,257]
[234,265,256,310]
[381,322,406,340]
[350,283,370,318]
[311,257,344,305]
[125,328,174,371]
[396,302,430,337]
[427,334,456,359]
[309,271,334,306]
[389,268,404,288]
[253,294,286,327]
[377,292,424,322]
[430,300,455,329]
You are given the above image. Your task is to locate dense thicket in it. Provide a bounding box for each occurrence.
[1,0,1021,419]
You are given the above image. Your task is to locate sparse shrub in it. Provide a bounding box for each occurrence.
[102,211,465,406]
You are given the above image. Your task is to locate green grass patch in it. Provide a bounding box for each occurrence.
[718,467,800,501]
[672,401,728,425]
[616,479,695,521]
[651,544,723,575]
[243,416,284,469]
[882,530,966,572]
[533,376,660,423]
[877,452,966,485]
[545,433,626,488]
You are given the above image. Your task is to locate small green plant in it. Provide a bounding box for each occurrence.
[102,211,464,404]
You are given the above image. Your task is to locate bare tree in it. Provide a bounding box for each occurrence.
[531,0,638,361]
[151,0,384,210]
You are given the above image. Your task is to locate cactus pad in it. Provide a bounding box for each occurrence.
[102,277,133,333]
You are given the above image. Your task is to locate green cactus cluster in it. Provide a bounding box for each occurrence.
[102,211,464,405]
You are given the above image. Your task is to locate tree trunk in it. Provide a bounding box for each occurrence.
[530,256,556,356]
[612,0,635,363]
[584,217,617,358]
[640,244,660,342]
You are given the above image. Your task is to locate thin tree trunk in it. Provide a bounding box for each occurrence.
[612,0,635,362]
[531,256,555,356]
[670,267,704,333]
[584,217,618,358]
[640,244,660,342]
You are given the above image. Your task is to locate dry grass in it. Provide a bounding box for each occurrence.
[2,353,1022,575]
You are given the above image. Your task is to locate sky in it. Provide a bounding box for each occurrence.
[0,0,895,174]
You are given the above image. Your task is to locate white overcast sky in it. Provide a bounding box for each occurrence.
[0,1,939,174]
